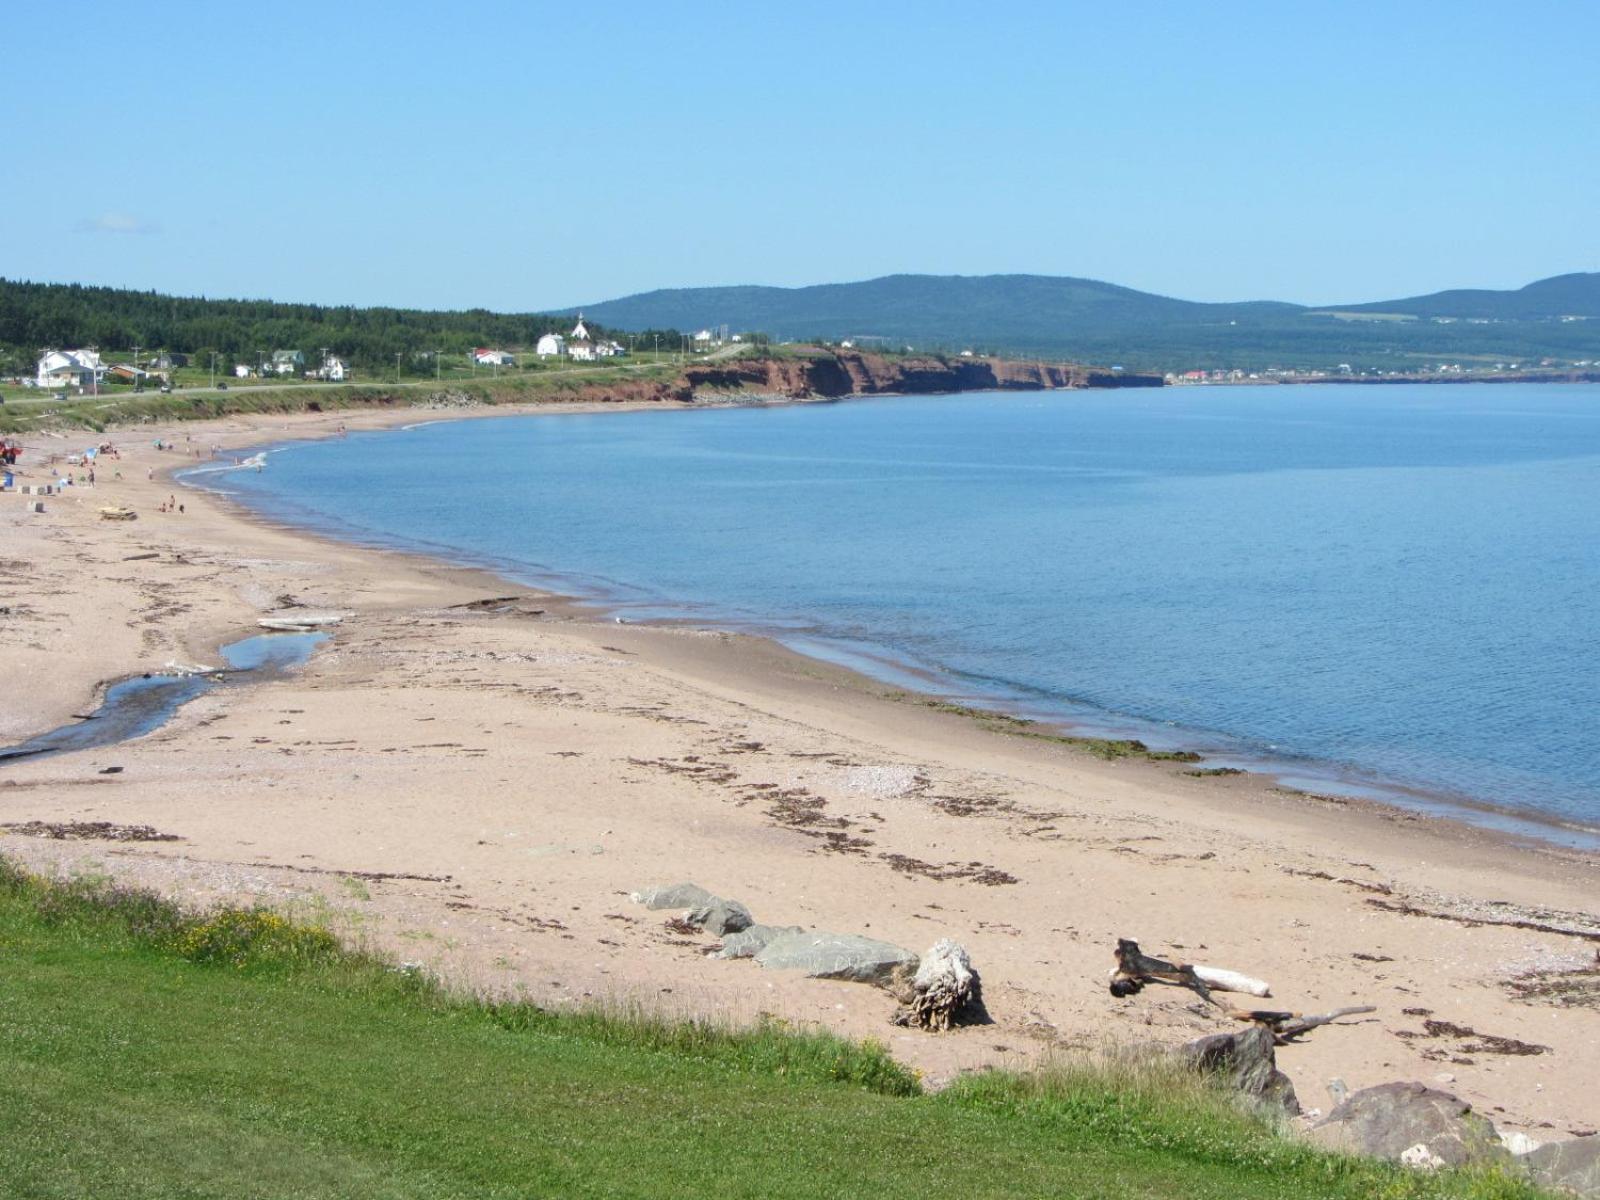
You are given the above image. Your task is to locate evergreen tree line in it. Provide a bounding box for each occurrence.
[0,279,682,373]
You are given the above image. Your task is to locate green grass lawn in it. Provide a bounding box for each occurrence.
[0,860,1545,1199]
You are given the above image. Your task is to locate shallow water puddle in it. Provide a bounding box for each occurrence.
[0,631,328,764]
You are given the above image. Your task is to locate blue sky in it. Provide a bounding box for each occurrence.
[4,0,1596,310]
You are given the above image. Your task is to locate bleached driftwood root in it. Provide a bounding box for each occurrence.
[893,939,986,1031]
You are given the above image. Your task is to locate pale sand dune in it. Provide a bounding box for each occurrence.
[1,404,1595,1138]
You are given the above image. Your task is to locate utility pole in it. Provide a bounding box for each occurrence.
[396,351,402,383]
[435,349,442,381]
[210,352,217,389]
[132,345,140,390]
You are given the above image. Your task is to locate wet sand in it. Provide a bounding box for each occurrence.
[2,402,1596,1139]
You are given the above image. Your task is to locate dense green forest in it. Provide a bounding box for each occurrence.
[0,279,682,375]
[570,272,1600,371]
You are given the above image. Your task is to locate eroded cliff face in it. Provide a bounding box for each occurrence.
[683,351,1160,399]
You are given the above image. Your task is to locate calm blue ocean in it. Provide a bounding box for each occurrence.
[211,384,1600,838]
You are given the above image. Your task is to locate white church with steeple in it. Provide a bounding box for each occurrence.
[567,314,595,361]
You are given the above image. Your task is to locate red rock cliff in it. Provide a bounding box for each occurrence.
[683,351,1160,399]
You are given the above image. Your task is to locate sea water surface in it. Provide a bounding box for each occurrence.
[210,385,1600,840]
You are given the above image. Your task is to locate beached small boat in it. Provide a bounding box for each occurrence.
[98,506,137,521]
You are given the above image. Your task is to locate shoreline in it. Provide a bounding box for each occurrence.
[200,401,1599,856]
[2,399,1597,1137]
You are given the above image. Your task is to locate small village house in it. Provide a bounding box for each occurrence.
[271,349,305,376]
[473,348,515,367]
[36,349,103,389]
[318,354,349,382]
[234,363,253,378]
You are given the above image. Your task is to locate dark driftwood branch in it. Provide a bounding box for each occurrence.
[1110,938,1216,1004]
[1228,1005,1377,1044]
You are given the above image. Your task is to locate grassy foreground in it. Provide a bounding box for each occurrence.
[0,858,1545,1199]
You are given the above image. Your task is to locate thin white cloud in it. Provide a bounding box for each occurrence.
[74,212,161,235]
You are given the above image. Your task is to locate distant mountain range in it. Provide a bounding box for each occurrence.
[565,273,1600,371]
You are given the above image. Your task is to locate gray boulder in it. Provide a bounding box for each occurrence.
[1182,1025,1300,1115]
[1308,1082,1507,1168]
[714,923,805,960]
[754,931,919,985]
[689,898,754,936]
[1522,1137,1600,1197]
[632,882,717,911]
[630,882,754,933]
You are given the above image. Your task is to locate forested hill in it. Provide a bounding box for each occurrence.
[567,275,1299,343]
[1333,272,1600,320]
[567,272,1600,370]
[0,279,674,371]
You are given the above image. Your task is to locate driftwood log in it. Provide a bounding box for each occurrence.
[1112,940,1373,1044]
[1228,1006,1377,1045]
[893,939,988,1031]
[1192,965,1272,998]
[1110,938,1218,1004]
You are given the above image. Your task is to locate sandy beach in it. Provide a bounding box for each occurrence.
[2,401,1596,1141]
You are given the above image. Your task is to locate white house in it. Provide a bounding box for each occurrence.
[693,329,714,346]
[234,363,253,378]
[536,333,565,358]
[271,349,305,376]
[36,349,103,389]
[593,339,625,358]
[473,348,515,367]
[318,355,348,382]
[567,316,595,362]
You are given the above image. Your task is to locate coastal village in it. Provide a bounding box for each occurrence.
[19,315,635,395]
